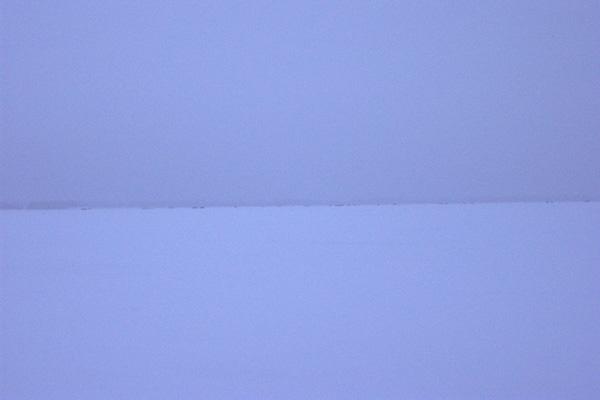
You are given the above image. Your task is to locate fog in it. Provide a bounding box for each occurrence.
[2,1,599,207]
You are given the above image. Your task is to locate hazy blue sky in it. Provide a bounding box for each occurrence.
[1,1,599,206]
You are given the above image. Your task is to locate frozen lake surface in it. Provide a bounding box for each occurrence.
[2,203,600,399]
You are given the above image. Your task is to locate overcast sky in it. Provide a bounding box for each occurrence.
[1,1,599,206]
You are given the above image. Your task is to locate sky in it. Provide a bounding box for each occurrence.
[1,0,599,207]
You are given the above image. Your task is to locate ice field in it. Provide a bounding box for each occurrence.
[1,202,599,399]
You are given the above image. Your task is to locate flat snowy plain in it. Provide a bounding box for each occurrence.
[1,203,600,399]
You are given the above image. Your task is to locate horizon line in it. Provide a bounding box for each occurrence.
[1,198,598,210]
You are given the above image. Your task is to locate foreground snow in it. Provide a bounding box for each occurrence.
[1,203,600,399]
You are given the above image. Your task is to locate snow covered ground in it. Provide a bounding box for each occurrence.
[1,203,599,399]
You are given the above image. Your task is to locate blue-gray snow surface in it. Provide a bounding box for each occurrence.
[1,203,600,399]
